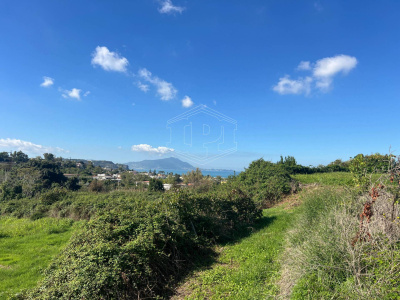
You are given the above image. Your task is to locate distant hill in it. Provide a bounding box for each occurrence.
[65,159,128,170]
[125,157,195,170]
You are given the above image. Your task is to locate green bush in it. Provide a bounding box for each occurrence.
[28,189,261,299]
[236,158,294,207]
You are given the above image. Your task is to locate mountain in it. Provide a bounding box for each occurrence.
[125,157,195,170]
[65,159,128,170]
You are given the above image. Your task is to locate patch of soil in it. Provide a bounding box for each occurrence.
[0,264,11,269]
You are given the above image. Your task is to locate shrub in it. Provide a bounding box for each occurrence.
[148,178,164,192]
[236,158,293,207]
[88,180,104,192]
[28,189,261,299]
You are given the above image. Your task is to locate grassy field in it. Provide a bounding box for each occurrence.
[293,172,354,186]
[0,217,81,299]
[172,199,301,299]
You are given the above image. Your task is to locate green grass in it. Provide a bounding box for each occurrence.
[175,204,301,299]
[0,217,81,299]
[293,172,383,187]
[293,172,355,186]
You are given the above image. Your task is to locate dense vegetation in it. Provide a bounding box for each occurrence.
[0,150,398,299]
[280,158,400,299]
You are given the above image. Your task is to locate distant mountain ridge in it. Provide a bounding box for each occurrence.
[125,157,195,170]
[65,158,128,170]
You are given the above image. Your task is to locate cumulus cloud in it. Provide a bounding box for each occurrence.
[137,68,177,101]
[91,46,129,72]
[273,76,312,95]
[60,88,82,100]
[131,144,174,154]
[0,138,67,155]
[273,54,357,95]
[181,95,194,108]
[40,76,54,87]
[312,55,358,92]
[158,0,185,14]
[313,55,358,77]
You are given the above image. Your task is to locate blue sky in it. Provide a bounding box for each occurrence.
[0,0,399,170]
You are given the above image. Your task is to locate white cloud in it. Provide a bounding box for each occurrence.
[273,54,357,95]
[181,95,194,108]
[273,76,312,95]
[158,0,185,14]
[0,138,67,155]
[137,81,149,92]
[313,55,358,91]
[91,46,129,72]
[61,88,82,100]
[297,61,311,71]
[84,91,90,97]
[131,144,174,154]
[313,55,358,78]
[40,76,54,87]
[137,68,177,101]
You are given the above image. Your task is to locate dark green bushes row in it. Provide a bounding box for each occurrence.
[27,189,261,299]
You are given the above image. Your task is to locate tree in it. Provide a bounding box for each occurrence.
[148,178,164,192]
[183,168,203,185]
[0,152,10,162]
[65,177,80,191]
[88,180,104,192]
[11,151,29,163]
[43,153,55,161]
[237,158,293,207]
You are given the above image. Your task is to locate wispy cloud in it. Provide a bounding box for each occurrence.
[137,81,149,92]
[91,46,129,72]
[0,138,67,155]
[40,76,54,87]
[137,68,177,101]
[297,61,311,71]
[131,144,174,154]
[181,95,194,108]
[60,88,82,100]
[273,76,312,95]
[158,0,185,14]
[273,54,357,95]
[83,91,90,97]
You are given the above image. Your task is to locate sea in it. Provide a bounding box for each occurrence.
[150,169,240,178]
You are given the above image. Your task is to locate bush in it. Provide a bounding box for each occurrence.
[88,180,104,192]
[28,189,261,299]
[148,178,164,192]
[236,158,294,207]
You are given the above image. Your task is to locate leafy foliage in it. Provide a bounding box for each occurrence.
[26,189,261,299]
[148,178,164,192]
[235,158,294,207]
